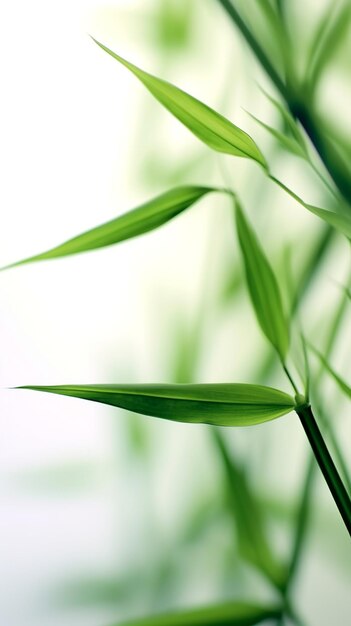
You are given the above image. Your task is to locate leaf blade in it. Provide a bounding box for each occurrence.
[235,200,289,360]
[2,186,215,270]
[18,383,295,427]
[92,38,267,167]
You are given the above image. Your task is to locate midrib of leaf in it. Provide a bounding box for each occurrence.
[19,384,294,406]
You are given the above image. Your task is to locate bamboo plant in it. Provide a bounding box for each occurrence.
[4,1,351,624]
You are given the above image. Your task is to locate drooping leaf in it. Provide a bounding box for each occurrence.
[92,38,267,167]
[108,601,281,626]
[2,186,215,270]
[234,200,289,360]
[309,344,351,401]
[18,383,295,427]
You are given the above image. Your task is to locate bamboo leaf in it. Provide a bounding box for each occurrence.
[92,38,267,168]
[271,176,351,239]
[309,344,351,401]
[2,186,215,270]
[234,200,289,360]
[259,88,307,152]
[108,601,281,626]
[303,205,351,240]
[247,111,306,159]
[18,383,295,427]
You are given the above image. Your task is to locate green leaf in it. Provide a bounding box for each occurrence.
[306,2,351,91]
[18,383,295,427]
[247,110,306,159]
[302,204,351,240]
[2,186,215,270]
[92,38,267,168]
[309,344,351,401]
[234,200,289,360]
[108,601,281,626]
[271,176,351,239]
[259,88,307,152]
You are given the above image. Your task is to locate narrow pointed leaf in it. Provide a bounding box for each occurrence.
[18,383,295,427]
[303,204,351,240]
[247,111,306,159]
[271,176,351,240]
[260,87,307,152]
[92,38,267,168]
[2,186,214,270]
[309,344,351,401]
[235,200,289,359]
[307,2,351,90]
[108,601,281,626]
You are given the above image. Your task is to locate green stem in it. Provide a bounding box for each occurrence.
[295,403,351,535]
[282,363,299,395]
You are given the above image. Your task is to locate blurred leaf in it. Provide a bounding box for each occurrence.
[309,344,351,400]
[213,430,286,589]
[56,574,139,607]
[19,383,295,426]
[154,0,193,50]
[109,601,281,626]
[220,267,243,305]
[123,413,152,460]
[171,319,202,384]
[247,111,306,159]
[306,1,351,91]
[92,39,267,167]
[235,199,289,360]
[2,186,214,270]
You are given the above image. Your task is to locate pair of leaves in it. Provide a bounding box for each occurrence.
[110,601,281,626]
[19,383,295,427]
